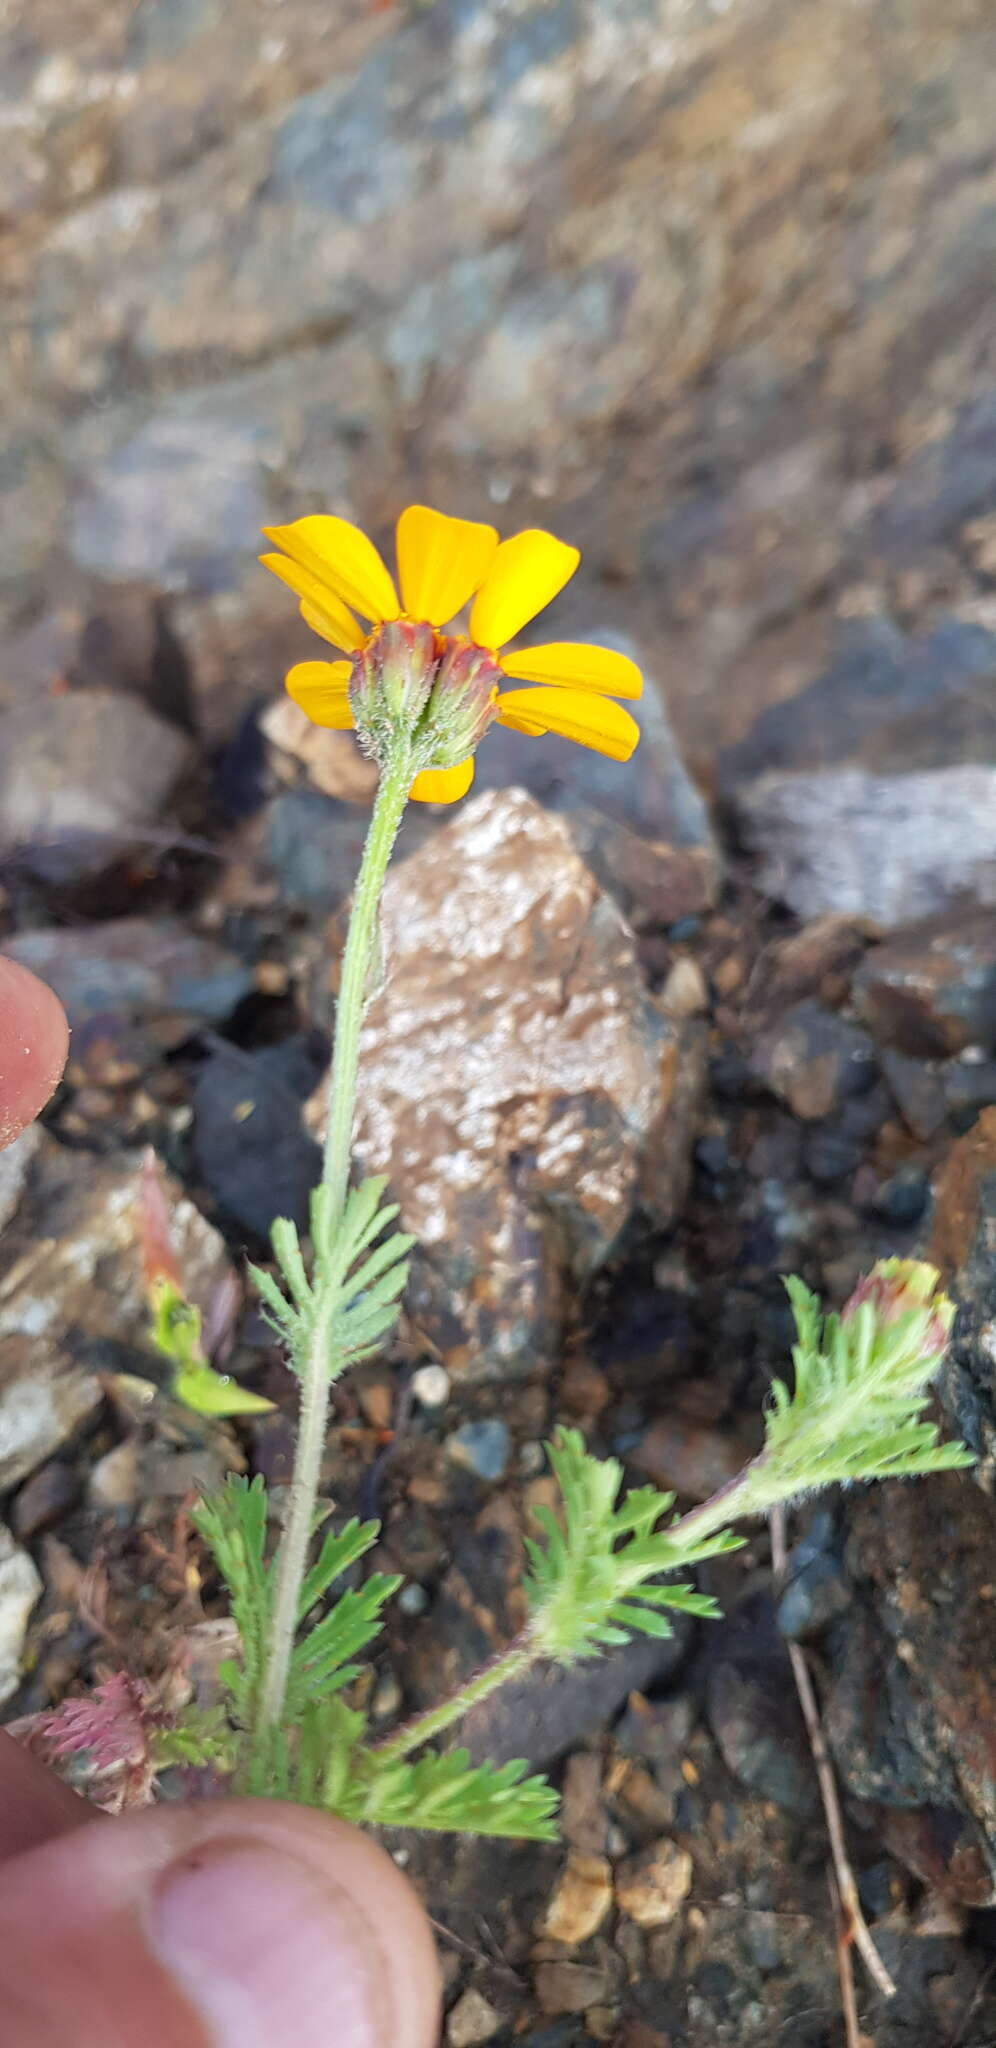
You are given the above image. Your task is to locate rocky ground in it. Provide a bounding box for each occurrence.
[4,0,996,2041]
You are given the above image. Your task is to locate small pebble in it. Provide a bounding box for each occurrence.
[540,1854,613,1945]
[660,956,708,1019]
[371,1668,404,1721]
[615,1839,693,1928]
[411,1363,451,1409]
[446,1418,510,1483]
[447,1988,501,2047]
[398,1582,429,1616]
[88,1439,140,1512]
[12,1460,79,1541]
[518,1439,546,1477]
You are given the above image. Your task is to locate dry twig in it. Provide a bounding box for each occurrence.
[770,1505,896,2004]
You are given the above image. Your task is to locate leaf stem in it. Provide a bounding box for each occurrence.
[256,742,413,1749]
[372,1631,536,1764]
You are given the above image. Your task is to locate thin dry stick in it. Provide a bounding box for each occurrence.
[828,1870,865,2048]
[770,1505,897,2002]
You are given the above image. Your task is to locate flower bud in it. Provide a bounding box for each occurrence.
[842,1258,954,1357]
[420,638,502,768]
[349,620,438,740]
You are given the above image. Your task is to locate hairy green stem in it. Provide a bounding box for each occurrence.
[373,1631,536,1764]
[257,743,413,1748]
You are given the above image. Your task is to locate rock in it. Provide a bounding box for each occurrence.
[447,1989,502,2048]
[11,1460,79,1540]
[0,1135,229,1491]
[825,1475,996,1904]
[734,766,996,926]
[721,614,996,789]
[614,1840,692,1929]
[929,1108,996,1467]
[0,1127,42,1236]
[411,1364,451,1411]
[463,1628,692,1774]
[541,1854,614,1946]
[473,655,721,931]
[631,1420,753,1503]
[943,1054,996,1130]
[0,1523,41,1704]
[446,1419,511,1484]
[560,1753,609,1858]
[264,789,373,911]
[87,1440,140,1513]
[4,919,253,1046]
[879,1047,948,1141]
[70,584,196,733]
[533,1960,613,2017]
[659,958,708,1020]
[193,1036,324,1240]
[0,690,195,888]
[750,1000,876,1120]
[853,908,996,1057]
[318,790,703,1381]
[706,1597,818,1816]
[774,1509,852,1641]
[261,700,380,808]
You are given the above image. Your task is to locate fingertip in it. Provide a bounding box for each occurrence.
[0,956,69,1148]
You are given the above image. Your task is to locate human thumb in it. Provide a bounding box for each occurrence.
[0,1746,440,2046]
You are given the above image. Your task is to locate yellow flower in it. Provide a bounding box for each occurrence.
[260,505,641,802]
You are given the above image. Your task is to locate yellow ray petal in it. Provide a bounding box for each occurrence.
[498,641,642,700]
[286,660,355,729]
[263,516,399,623]
[496,687,640,761]
[260,552,365,652]
[396,505,498,626]
[409,757,475,803]
[470,530,580,649]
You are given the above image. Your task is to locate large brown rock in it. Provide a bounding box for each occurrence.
[316,789,703,1379]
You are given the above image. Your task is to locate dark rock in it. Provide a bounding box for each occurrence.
[880,1047,948,1141]
[317,791,705,1380]
[446,1419,511,1484]
[10,1460,79,1541]
[873,391,996,556]
[0,689,196,888]
[193,1036,324,1240]
[265,789,373,912]
[734,766,996,926]
[775,1509,852,1641]
[854,907,996,1058]
[706,1596,818,1816]
[942,1054,996,1129]
[721,614,996,790]
[631,1420,754,1504]
[929,1108,996,1468]
[71,585,196,733]
[802,1124,862,1186]
[869,1164,930,1227]
[826,1476,996,1903]
[750,1000,876,1121]
[4,919,253,1045]
[463,1628,692,1774]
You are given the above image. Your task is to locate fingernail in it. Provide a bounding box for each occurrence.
[150,1841,387,2048]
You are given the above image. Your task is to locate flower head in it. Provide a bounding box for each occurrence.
[260,504,642,801]
[842,1258,954,1361]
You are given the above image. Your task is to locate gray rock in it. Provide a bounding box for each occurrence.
[0,1523,41,1706]
[446,1418,511,1483]
[4,919,253,1039]
[0,689,195,887]
[315,790,704,1379]
[853,907,996,1058]
[193,1037,324,1239]
[735,766,996,926]
[721,615,996,789]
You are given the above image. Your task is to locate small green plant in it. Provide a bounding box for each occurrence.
[55,506,975,1836]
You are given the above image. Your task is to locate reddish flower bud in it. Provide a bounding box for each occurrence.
[842,1258,954,1356]
[349,619,439,736]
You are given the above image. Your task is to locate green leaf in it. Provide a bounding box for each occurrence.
[361,1749,559,1840]
[174,1360,275,1418]
[525,1427,738,1664]
[193,1477,272,1725]
[286,1574,402,1715]
[297,1518,381,1622]
[757,1264,974,1503]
